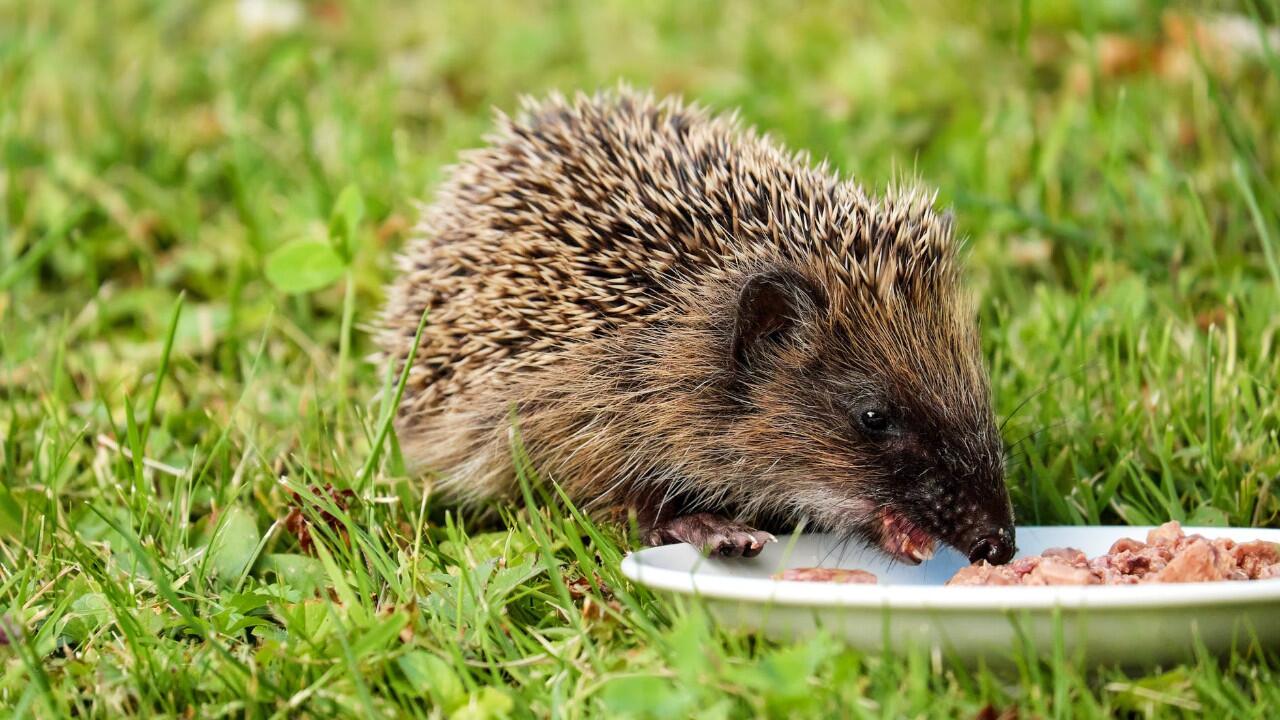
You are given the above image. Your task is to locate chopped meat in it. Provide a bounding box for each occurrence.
[1093,566,1142,585]
[1107,537,1145,555]
[1041,547,1088,566]
[770,523,1280,586]
[1095,550,1160,578]
[773,567,877,584]
[1007,556,1042,577]
[1211,536,1237,553]
[1153,541,1227,582]
[1025,558,1099,585]
[1146,521,1184,546]
[946,521,1280,586]
[1232,541,1279,579]
[946,562,1019,586]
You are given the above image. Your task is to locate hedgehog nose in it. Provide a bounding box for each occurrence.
[968,527,1016,565]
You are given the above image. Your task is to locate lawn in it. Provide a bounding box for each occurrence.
[3,0,1280,717]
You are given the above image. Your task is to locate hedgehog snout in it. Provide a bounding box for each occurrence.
[968,528,1016,565]
[904,467,1015,566]
[949,498,1017,566]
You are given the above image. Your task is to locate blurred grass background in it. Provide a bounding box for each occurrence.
[2,0,1280,717]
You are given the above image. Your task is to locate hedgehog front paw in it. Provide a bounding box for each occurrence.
[644,513,776,558]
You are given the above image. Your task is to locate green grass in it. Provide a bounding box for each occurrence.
[3,0,1280,716]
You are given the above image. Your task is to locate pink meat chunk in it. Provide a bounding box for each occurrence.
[1107,537,1145,555]
[945,521,1280,586]
[1233,541,1280,579]
[946,562,1019,586]
[1153,540,1231,582]
[769,523,1280,587]
[1146,520,1184,546]
[1041,547,1088,566]
[774,567,877,584]
[1025,557,1099,585]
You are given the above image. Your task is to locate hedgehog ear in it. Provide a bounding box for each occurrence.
[730,269,824,369]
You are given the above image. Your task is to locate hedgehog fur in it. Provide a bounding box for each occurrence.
[379,87,1012,560]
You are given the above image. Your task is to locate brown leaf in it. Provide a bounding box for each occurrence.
[581,596,623,622]
[311,0,345,27]
[975,705,1019,720]
[565,577,592,600]
[283,482,357,554]
[1196,307,1227,332]
[565,572,620,623]
[377,214,411,244]
[1097,34,1152,78]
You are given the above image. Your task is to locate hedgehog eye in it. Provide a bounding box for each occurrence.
[857,409,893,434]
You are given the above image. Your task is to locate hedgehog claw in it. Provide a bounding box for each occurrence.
[645,513,775,558]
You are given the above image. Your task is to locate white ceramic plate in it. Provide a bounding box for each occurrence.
[620,525,1280,665]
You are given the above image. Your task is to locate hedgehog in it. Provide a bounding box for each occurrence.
[379,88,1016,565]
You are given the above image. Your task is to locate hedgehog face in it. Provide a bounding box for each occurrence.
[728,266,1016,565]
[830,356,1016,566]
